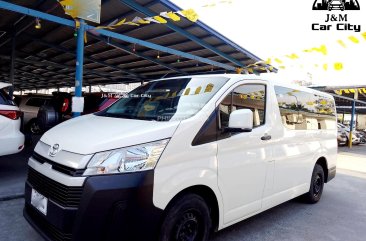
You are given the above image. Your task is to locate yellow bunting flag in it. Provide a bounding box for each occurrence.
[132,17,150,24]
[179,9,199,22]
[334,62,343,71]
[348,36,359,44]
[337,40,347,48]
[236,68,243,74]
[362,32,366,40]
[285,53,299,60]
[163,12,181,21]
[323,64,328,71]
[317,45,327,55]
[115,18,127,26]
[153,16,167,24]
[124,21,140,26]
[274,58,283,64]
[203,4,216,8]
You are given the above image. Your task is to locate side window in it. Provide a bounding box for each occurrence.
[26,98,45,107]
[219,84,266,129]
[274,86,336,130]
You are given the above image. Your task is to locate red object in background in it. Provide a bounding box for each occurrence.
[61,98,70,113]
[82,94,118,114]
[99,98,118,111]
[0,110,22,120]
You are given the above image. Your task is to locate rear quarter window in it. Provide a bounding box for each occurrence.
[274,86,336,130]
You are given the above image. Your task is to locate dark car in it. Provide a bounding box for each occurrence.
[14,94,52,134]
[37,92,119,132]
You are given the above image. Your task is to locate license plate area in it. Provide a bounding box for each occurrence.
[31,188,48,215]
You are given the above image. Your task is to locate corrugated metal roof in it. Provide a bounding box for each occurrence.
[0,0,270,90]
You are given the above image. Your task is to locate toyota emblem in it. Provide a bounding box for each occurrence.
[48,144,60,157]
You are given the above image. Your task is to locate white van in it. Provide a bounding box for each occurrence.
[24,74,337,241]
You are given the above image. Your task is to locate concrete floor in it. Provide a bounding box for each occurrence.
[0,135,38,200]
[0,143,365,241]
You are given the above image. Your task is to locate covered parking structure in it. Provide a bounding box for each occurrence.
[0,0,272,115]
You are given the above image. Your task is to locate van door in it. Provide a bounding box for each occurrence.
[217,83,272,224]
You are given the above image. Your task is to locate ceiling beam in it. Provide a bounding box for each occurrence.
[89,34,187,75]
[23,34,144,79]
[119,0,244,67]
[0,1,237,71]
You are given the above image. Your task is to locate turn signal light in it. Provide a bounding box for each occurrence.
[0,110,22,120]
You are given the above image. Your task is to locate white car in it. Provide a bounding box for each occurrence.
[0,82,24,156]
[337,123,361,145]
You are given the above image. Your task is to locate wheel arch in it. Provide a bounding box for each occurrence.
[316,156,329,183]
[163,185,220,232]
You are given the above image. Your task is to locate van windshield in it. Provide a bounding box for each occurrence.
[98,77,227,121]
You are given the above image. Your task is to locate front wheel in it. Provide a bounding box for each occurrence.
[302,164,325,204]
[159,194,212,241]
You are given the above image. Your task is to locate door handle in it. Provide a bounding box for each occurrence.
[261,134,271,141]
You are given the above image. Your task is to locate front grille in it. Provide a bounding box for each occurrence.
[27,168,83,208]
[32,152,85,177]
[26,204,72,241]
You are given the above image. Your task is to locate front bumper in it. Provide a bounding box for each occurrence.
[24,169,163,241]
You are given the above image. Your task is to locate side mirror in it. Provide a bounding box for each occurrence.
[225,109,253,133]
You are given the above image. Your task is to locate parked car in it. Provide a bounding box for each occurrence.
[25,75,337,241]
[0,82,24,156]
[37,92,118,132]
[337,123,361,145]
[14,94,52,134]
[337,129,347,146]
[356,131,366,144]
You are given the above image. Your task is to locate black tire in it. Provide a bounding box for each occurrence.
[159,194,212,241]
[302,164,325,204]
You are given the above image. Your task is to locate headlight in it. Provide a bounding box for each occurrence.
[83,139,169,176]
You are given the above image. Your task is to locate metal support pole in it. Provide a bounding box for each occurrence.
[73,19,85,117]
[348,101,356,148]
[9,31,15,98]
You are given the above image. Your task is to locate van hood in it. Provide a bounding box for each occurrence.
[40,114,180,155]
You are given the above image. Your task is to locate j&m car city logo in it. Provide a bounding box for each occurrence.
[311,0,361,32]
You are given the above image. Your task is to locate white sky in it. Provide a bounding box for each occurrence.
[171,0,366,86]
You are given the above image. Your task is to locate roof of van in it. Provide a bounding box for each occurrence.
[153,74,335,99]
